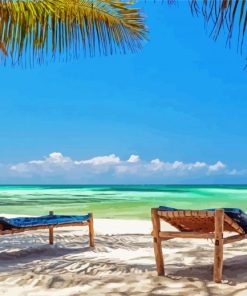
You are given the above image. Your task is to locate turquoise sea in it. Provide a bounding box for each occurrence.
[0,185,247,219]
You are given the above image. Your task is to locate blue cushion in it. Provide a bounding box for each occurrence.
[0,214,90,230]
[159,206,247,233]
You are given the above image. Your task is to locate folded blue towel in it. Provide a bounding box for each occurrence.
[159,206,247,233]
[0,214,90,230]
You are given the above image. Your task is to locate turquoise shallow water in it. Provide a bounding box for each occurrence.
[0,185,247,219]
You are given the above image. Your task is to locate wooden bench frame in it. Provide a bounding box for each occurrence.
[0,211,95,247]
[151,208,247,283]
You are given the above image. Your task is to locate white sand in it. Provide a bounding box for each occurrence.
[0,215,247,295]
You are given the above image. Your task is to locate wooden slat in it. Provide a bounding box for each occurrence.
[224,214,244,234]
[158,210,215,218]
[157,209,243,234]
[159,231,214,239]
[224,234,247,245]
[158,210,215,233]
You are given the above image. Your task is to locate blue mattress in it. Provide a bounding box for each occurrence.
[159,206,247,233]
[0,214,90,230]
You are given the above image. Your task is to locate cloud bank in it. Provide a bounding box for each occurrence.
[0,151,240,183]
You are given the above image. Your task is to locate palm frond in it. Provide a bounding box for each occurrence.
[189,0,247,51]
[0,0,147,65]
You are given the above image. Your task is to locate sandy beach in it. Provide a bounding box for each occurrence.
[0,216,247,296]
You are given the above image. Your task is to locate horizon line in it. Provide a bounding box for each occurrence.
[1,184,247,186]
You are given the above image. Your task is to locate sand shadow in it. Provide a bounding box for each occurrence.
[0,233,154,273]
[1,233,247,295]
[164,254,247,285]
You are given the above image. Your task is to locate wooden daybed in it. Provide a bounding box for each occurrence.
[0,211,94,247]
[151,207,247,283]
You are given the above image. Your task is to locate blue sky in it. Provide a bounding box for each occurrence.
[1,2,247,184]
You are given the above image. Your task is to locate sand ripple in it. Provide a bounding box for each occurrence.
[0,223,247,295]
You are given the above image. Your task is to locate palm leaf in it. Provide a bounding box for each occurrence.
[0,0,147,65]
[189,0,247,51]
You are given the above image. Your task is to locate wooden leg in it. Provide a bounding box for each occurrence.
[49,211,54,245]
[88,213,95,247]
[49,226,54,245]
[151,208,164,276]
[214,209,224,283]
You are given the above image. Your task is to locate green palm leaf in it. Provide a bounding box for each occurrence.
[0,0,147,65]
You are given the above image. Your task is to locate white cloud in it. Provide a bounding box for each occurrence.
[227,168,247,176]
[10,163,30,173]
[6,151,239,182]
[10,152,73,174]
[75,154,120,166]
[148,159,165,171]
[228,169,238,176]
[208,161,226,172]
[127,155,140,163]
[192,161,207,169]
[30,152,72,165]
[146,159,208,174]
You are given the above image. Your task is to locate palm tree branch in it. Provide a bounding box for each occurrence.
[0,0,147,64]
[189,0,247,51]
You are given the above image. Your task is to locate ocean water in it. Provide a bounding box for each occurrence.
[0,185,247,219]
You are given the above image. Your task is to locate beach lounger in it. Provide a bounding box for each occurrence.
[0,211,94,247]
[151,206,247,283]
